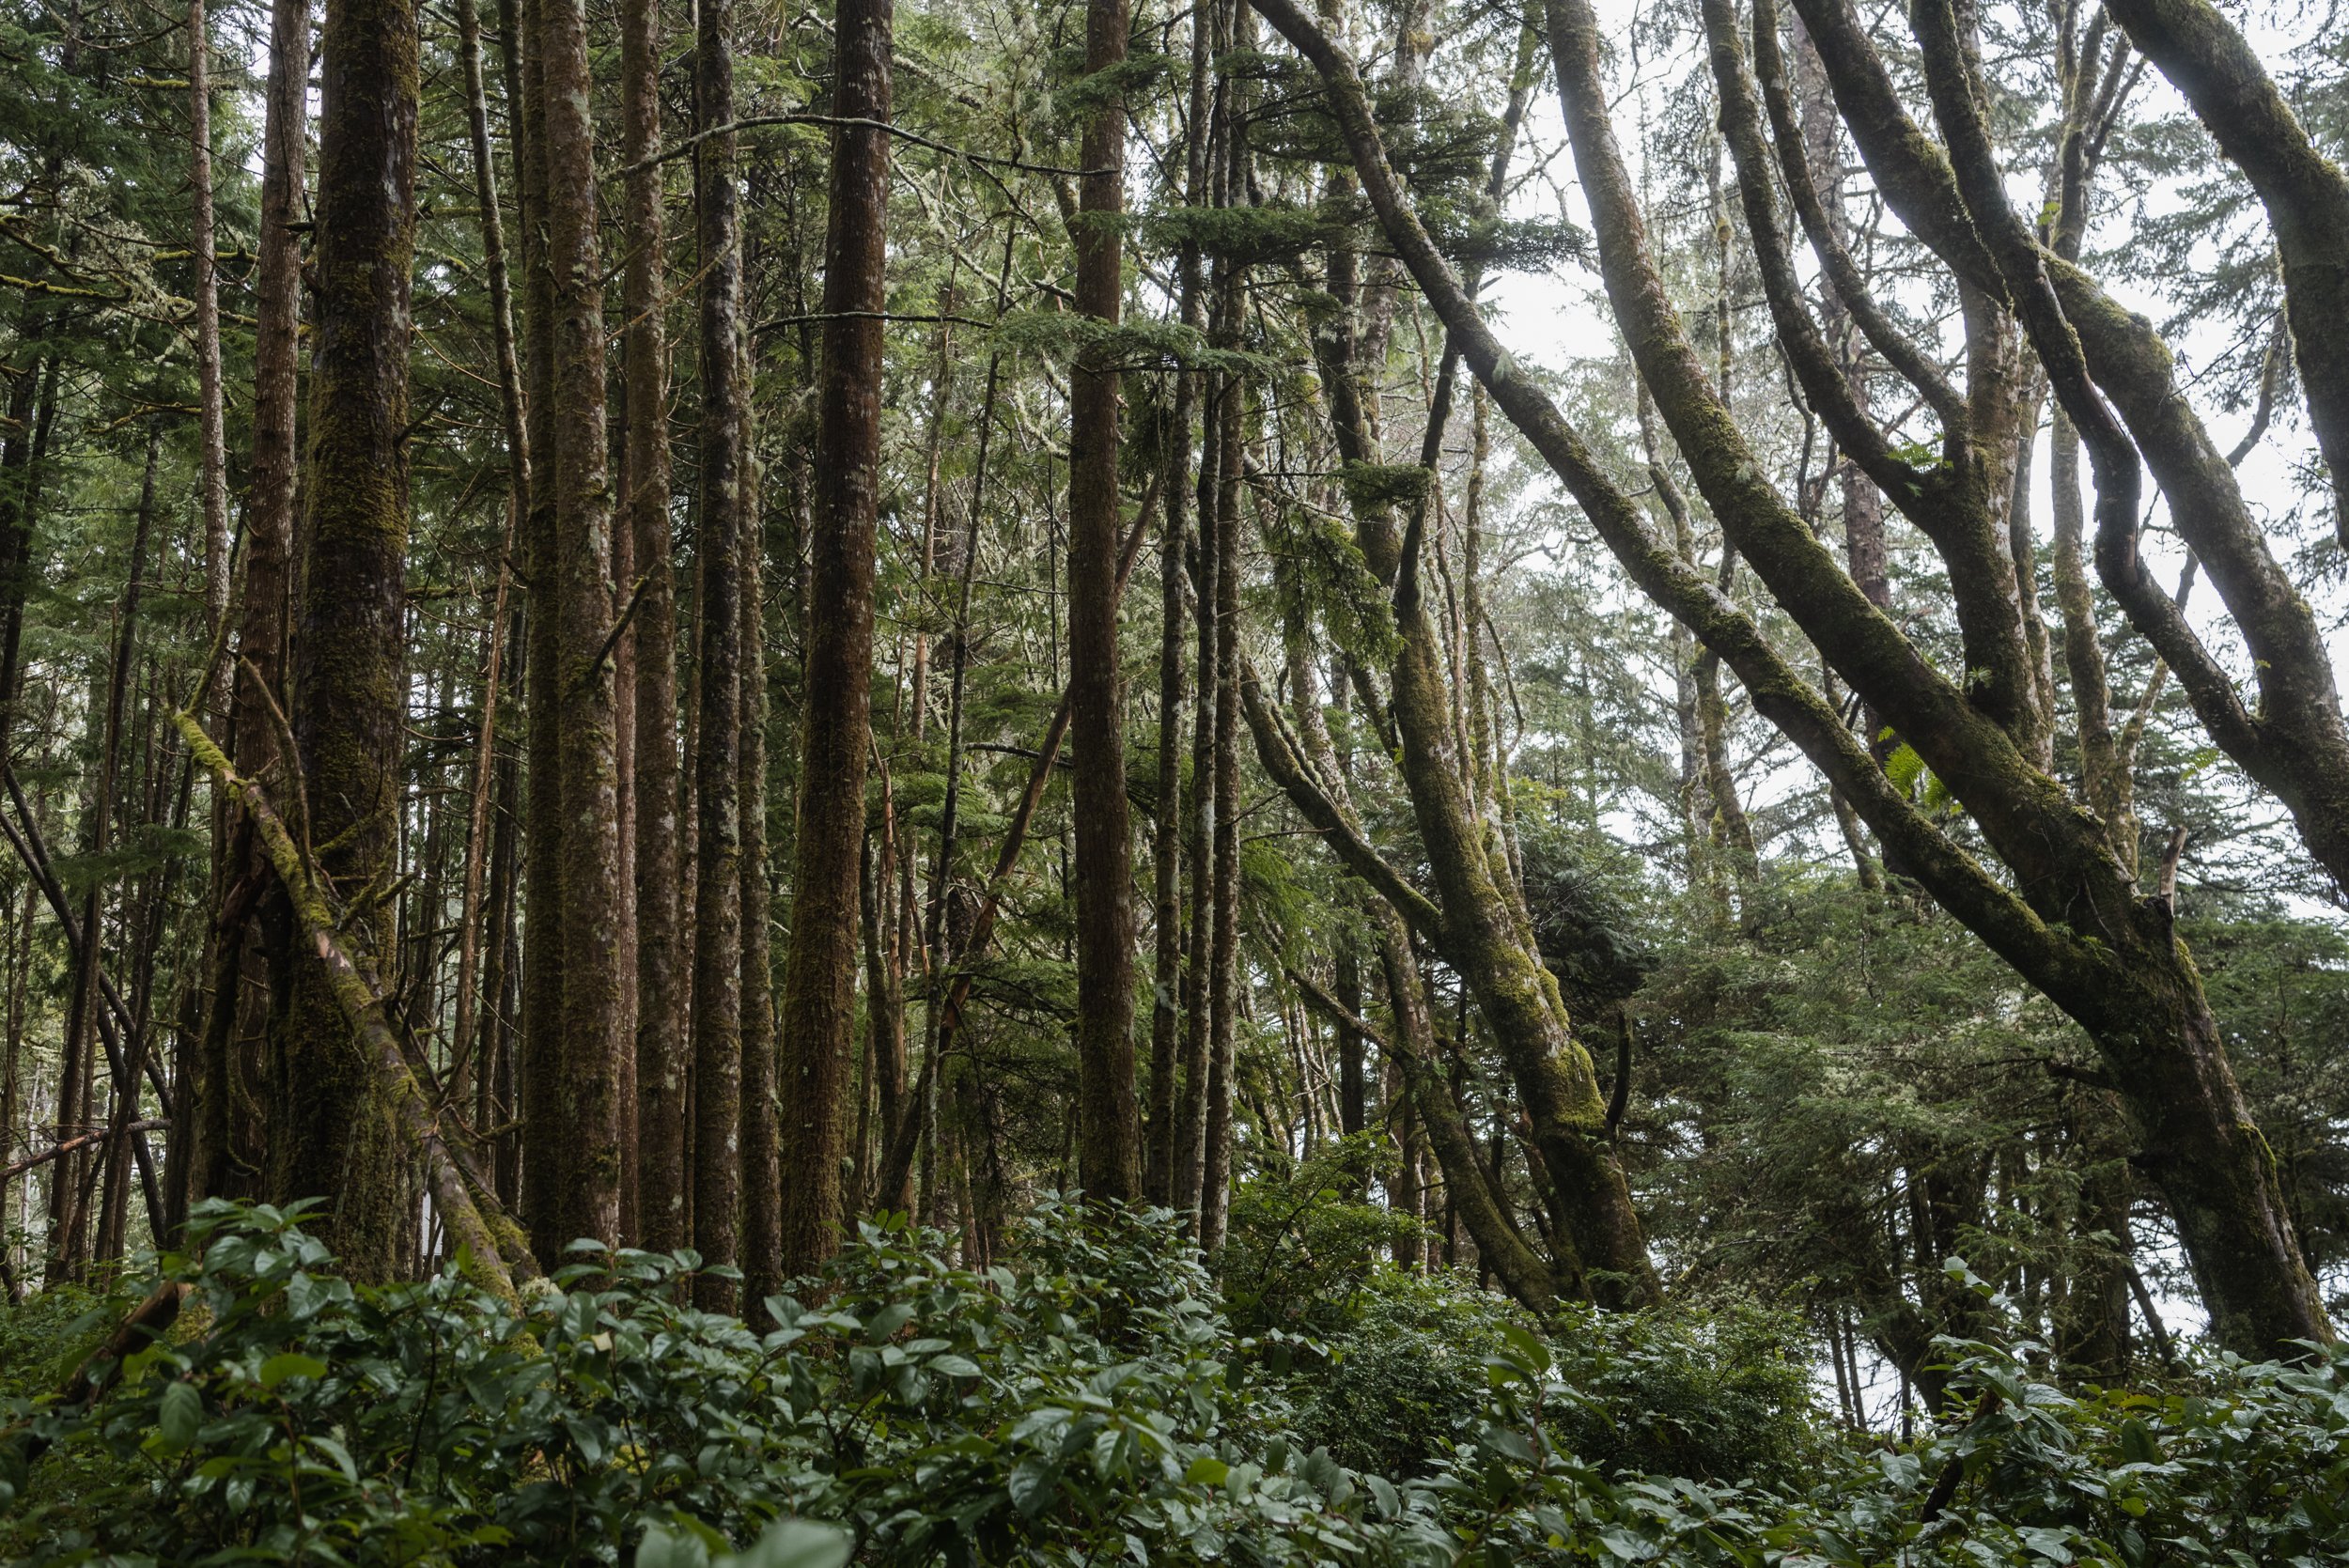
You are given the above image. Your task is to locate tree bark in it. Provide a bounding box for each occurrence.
[739,468,782,1309]
[689,0,747,1309]
[778,0,891,1274]
[447,0,527,1147]
[200,0,305,1224]
[620,0,685,1258]
[187,0,229,719]
[53,427,161,1280]
[515,0,567,1270]
[536,0,624,1254]
[270,0,415,1281]
[1069,0,1143,1206]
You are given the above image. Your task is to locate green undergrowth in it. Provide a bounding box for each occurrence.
[3,1200,2346,1565]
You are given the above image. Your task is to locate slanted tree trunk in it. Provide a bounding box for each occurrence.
[1069,0,1143,1205]
[2098,0,2349,549]
[778,0,891,1274]
[1252,0,2325,1353]
[446,0,527,1152]
[270,0,417,1279]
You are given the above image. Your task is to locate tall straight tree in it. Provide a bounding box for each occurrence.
[272,0,417,1280]
[739,485,781,1308]
[197,0,305,1217]
[515,0,566,1268]
[621,0,685,1255]
[186,0,227,715]
[690,0,748,1310]
[1068,0,1143,1204]
[779,0,891,1272]
[537,0,624,1252]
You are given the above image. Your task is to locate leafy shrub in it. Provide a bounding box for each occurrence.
[1291,1269,1517,1479]
[0,1198,1457,1566]
[1443,1310,2349,1563]
[1535,1298,1826,1487]
[1291,1270,1823,1487]
[11,1206,2349,1568]
[1219,1136,1424,1339]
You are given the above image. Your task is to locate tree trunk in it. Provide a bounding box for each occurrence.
[270,0,416,1281]
[778,0,891,1274]
[52,427,161,1280]
[1069,0,1142,1205]
[515,0,567,1269]
[188,0,229,719]
[447,0,528,1151]
[619,0,684,1259]
[535,0,625,1254]
[739,467,782,1309]
[200,0,306,1219]
[688,0,748,1309]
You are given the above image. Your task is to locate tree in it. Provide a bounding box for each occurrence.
[270,0,419,1280]
[1069,0,1143,1205]
[777,0,891,1275]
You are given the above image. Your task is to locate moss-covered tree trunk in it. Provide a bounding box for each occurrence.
[270,0,417,1279]
[536,0,624,1253]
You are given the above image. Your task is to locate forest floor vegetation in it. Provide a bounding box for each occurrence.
[3,1197,2345,1565]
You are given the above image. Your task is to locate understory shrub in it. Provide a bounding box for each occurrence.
[6,1207,2348,1566]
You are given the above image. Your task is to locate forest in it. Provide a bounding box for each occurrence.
[1,0,2348,1556]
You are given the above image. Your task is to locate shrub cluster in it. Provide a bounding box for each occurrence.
[6,1203,2347,1566]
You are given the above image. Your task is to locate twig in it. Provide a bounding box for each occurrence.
[572,574,650,693]
[0,1119,166,1181]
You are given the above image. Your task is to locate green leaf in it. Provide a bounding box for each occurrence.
[1183,1454,1230,1486]
[864,1302,915,1341]
[931,1354,983,1378]
[635,1524,713,1568]
[158,1380,201,1452]
[259,1351,328,1390]
[723,1520,852,1568]
[1499,1324,1553,1374]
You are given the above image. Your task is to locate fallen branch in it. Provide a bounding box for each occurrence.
[173,711,537,1301]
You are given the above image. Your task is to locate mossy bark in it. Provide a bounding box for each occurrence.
[739,462,782,1310]
[1255,0,2327,1354]
[537,0,625,1254]
[2101,0,2349,547]
[514,0,568,1270]
[271,0,416,1281]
